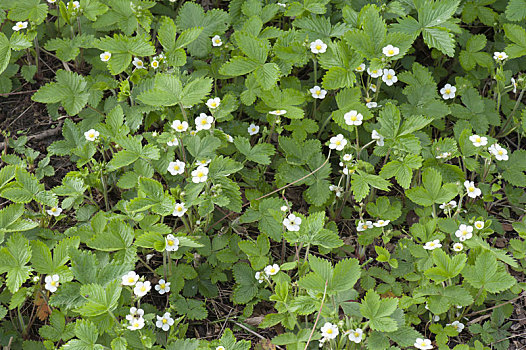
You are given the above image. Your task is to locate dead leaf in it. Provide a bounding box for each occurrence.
[34,292,51,321]
[254,339,276,350]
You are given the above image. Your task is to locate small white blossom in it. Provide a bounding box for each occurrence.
[489,143,508,161]
[167,136,179,147]
[447,321,465,333]
[493,51,508,61]
[373,219,390,227]
[196,159,211,166]
[512,77,517,94]
[424,240,442,250]
[68,1,80,10]
[206,97,221,109]
[280,205,288,212]
[212,35,223,47]
[165,234,180,252]
[151,60,160,69]
[155,279,171,295]
[355,63,366,72]
[366,101,378,109]
[126,307,144,321]
[269,109,287,115]
[255,271,265,283]
[156,312,174,331]
[12,21,28,31]
[343,153,353,161]
[310,39,327,54]
[474,221,484,230]
[132,57,145,69]
[216,347,226,350]
[414,338,433,350]
[127,317,145,330]
[329,134,347,151]
[46,206,63,217]
[370,83,377,92]
[440,84,456,100]
[455,224,473,242]
[167,160,185,176]
[248,123,260,135]
[452,242,463,252]
[172,202,187,217]
[191,165,209,183]
[357,221,373,232]
[371,130,384,146]
[439,200,457,209]
[100,52,111,62]
[310,85,327,99]
[44,275,60,292]
[283,214,301,231]
[382,45,399,57]
[264,264,280,276]
[277,2,287,7]
[469,134,487,147]
[344,110,363,126]
[122,271,139,286]
[436,152,451,159]
[133,281,151,297]
[329,184,343,197]
[320,322,339,339]
[226,134,234,143]
[382,69,398,86]
[84,129,99,141]
[47,0,57,3]
[464,180,481,198]
[348,328,364,343]
[195,113,214,131]
[367,68,382,78]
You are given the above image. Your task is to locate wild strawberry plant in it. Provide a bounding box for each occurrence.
[0,0,525,349]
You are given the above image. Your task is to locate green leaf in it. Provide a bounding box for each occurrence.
[351,171,391,202]
[462,252,516,293]
[425,249,466,283]
[406,168,458,207]
[0,33,10,76]
[380,155,422,189]
[0,233,32,293]
[94,34,155,74]
[8,0,48,24]
[63,319,99,349]
[254,63,280,90]
[504,24,526,59]
[219,57,260,76]
[234,137,275,165]
[506,0,526,21]
[360,290,399,332]
[74,280,122,317]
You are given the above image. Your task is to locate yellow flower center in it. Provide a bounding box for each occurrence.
[476,137,481,142]
[327,329,333,334]
[104,55,109,60]
[140,286,146,292]
[363,225,368,229]
[167,240,174,246]
[177,125,183,130]
[18,24,23,28]
[315,90,321,95]
[174,165,179,170]
[351,115,357,121]
[177,207,183,212]
[462,230,467,235]
[429,242,435,247]
[88,132,95,138]
[498,150,503,155]
[335,141,341,145]
[153,61,158,67]
[51,281,57,286]
[210,102,217,107]
[354,332,360,337]
[215,39,221,43]
[445,89,451,94]
[388,49,394,55]
[421,342,427,346]
[201,120,207,125]
[51,207,57,212]
[468,186,474,192]
[134,322,139,327]
[270,268,276,273]
[197,171,204,177]
[387,74,393,79]
[162,319,167,324]
[160,283,165,289]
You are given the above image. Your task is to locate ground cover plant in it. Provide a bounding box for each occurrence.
[0,0,526,349]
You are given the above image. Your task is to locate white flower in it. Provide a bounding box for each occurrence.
[47,0,57,3]
[68,1,80,10]
[310,39,327,54]
[329,134,347,151]
[84,129,99,141]
[126,307,144,321]
[367,68,382,78]
[329,184,343,197]
[226,134,234,143]
[493,51,508,61]
[343,153,353,161]
[452,242,463,252]
[414,338,433,350]
[464,180,481,198]
[264,264,280,276]
[216,347,226,350]
[320,322,339,339]
[344,110,363,126]
[370,83,377,92]
[469,134,487,147]
[44,275,60,293]
[248,123,260,135]
[196,159,211,166]
[172,202,187,217]
[433,315,440,322]
[255,271,265,283]
[206,97,221,109]
[13,21,28,31]
[371,130,384,146]
[212,35,223,47]
[512,77,517,93]
[424,240,442,250]
[277,2,287,7]
[357,221,373,232]
[156,312,174,331]
[195,113,214,131]
[373,219,390,227]
[310,85,327,99]
[167,160,185,176]
[100,52,111,62]
[280,205,288,212]
[447,321,465,333]
[382,69,398,86]
[382,45,399,57]
[455,224,473,242]
[440,84,456,100]
[191,165,209,183]
[355,63,366,72]
[165,234,180,252]
[366,101,378,109]
[151,60,160,69]
[133,281,151,297]
[155,279,171,295]
[122,271,139,286]
[132,57,145,69]
[348,328,363,343]
[489,143,508,161]
[269,109,287,115]
[283,214,301,231]
[46,206,63,217]
[127,317,145,330]
[474,221,484,230]
[167,136,179,147]
[439,200,457,209]
[436,152,451,159]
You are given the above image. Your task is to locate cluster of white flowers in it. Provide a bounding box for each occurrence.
[165,234,180,252]
[440,84,456,100]
[44,274,60,292]
[344,110,363,126]
[357,219,390,231]
[283,214,301,231]
[464,180,481,198]
[46,206,63,217]
[329,134,347,151]
[310,85,327,99]
[121,271,152,297]
[84,129,100,141]
[248,123,259,135]
[126,307,145,330]
[310,39,327,54]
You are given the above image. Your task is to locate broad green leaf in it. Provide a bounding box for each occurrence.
[0,233,32,293]
[462,252,516,293]
[0,33,10,75]
[360,290,399,332]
